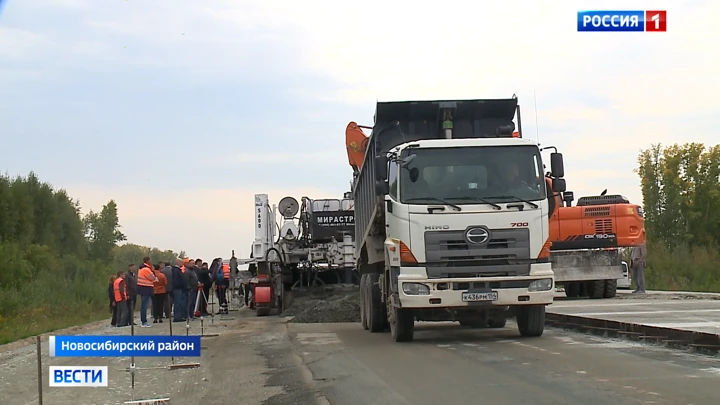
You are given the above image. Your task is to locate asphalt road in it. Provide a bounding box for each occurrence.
[285,320,720,405]
[3,310,720,405]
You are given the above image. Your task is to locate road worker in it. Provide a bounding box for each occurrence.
[171,258,188,322]
[216,261,231,314]
[161,262,174,319]
[113,270,130,327]
[137,256,158,327]
[125,263,138,325]
[108,275,118,326]
[630,242,647,294]
[196,261,212,317]
[152,263,168,323]
[184,259,200,320]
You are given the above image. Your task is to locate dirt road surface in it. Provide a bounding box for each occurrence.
[0,310,322,405]
[2,297,720,404]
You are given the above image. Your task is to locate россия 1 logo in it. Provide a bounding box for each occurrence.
[577,10,667,32]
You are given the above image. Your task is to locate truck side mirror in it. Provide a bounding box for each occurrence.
[375,180,390,195]
[562,190,574,207]
[552,178,566,193]
[375,155,388,181]
[550,152,564,178]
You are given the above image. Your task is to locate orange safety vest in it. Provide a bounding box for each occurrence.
[137,265,156,287]
[222,263,230,280]
[113,277,126,302]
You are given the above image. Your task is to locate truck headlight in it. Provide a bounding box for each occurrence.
[402,283,430,295]
[528,278,553,292]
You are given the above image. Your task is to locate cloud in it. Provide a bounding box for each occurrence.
[3,0,717,255]
[0,27,49,60]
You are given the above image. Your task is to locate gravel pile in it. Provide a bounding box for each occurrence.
[286,292,361,323]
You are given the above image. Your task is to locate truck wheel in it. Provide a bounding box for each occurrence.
[564,282,580,298]
[367,273,387,332]
[360,274,369,330]
[487,317,507,328]
[516,305,545,337]
[387,297,414,342]
[603,279,618,298]
[588,280,605,299]
[579,282,588,297]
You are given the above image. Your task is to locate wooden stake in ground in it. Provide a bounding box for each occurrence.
[36,336,43,405]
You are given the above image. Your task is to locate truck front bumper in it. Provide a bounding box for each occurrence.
[397,263,555,308]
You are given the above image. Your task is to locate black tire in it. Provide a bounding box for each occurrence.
[516,305,545,337]
[564,282,580,298]
[487,316,507,328]
[256,306,270,317]
[367,273,386,332]
[360,274,369,330]
[578,282,588,297]
[603,279,618,298]
[588,280,605,299]
[388,296,414,342]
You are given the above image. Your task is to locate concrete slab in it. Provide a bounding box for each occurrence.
[548,297,720,336]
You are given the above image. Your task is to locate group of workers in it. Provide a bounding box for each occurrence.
[108,256,233,328]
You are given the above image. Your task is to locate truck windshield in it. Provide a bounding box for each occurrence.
[399,145,546,205]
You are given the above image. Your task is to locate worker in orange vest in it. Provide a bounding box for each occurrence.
[113,270,130,327]
[215,261,231,314]
[151,263,168,324]
[137,256,158,327]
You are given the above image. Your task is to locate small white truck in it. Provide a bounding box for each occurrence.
[351,97,567,342]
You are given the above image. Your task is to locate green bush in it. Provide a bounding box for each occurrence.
[645,240,720,292]
[0,172,183,345]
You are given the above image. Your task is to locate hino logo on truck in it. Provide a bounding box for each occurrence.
[425,225,450,230]
[465,227,490,244]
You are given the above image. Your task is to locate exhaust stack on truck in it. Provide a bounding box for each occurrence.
[346,96,567,342]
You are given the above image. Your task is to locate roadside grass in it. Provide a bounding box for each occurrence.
[0,247,113,345]
[645,240,720,293]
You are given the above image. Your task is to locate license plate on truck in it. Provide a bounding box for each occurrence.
[461,291,498,302]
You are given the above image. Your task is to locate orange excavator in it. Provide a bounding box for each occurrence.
[544,176,646,298]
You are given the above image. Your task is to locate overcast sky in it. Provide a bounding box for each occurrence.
[1,0,717,260]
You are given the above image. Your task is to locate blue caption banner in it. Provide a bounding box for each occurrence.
[577,10,645,32]
[48,335,201,357]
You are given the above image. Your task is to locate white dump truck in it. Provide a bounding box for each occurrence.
[346,97,567,342]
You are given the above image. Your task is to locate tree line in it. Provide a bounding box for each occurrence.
[637,143,720,292]
[0,172,183,344]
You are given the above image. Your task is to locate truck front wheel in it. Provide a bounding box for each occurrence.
[387,296,414,342]
[516,305,545,337]
[367,273,387,332]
